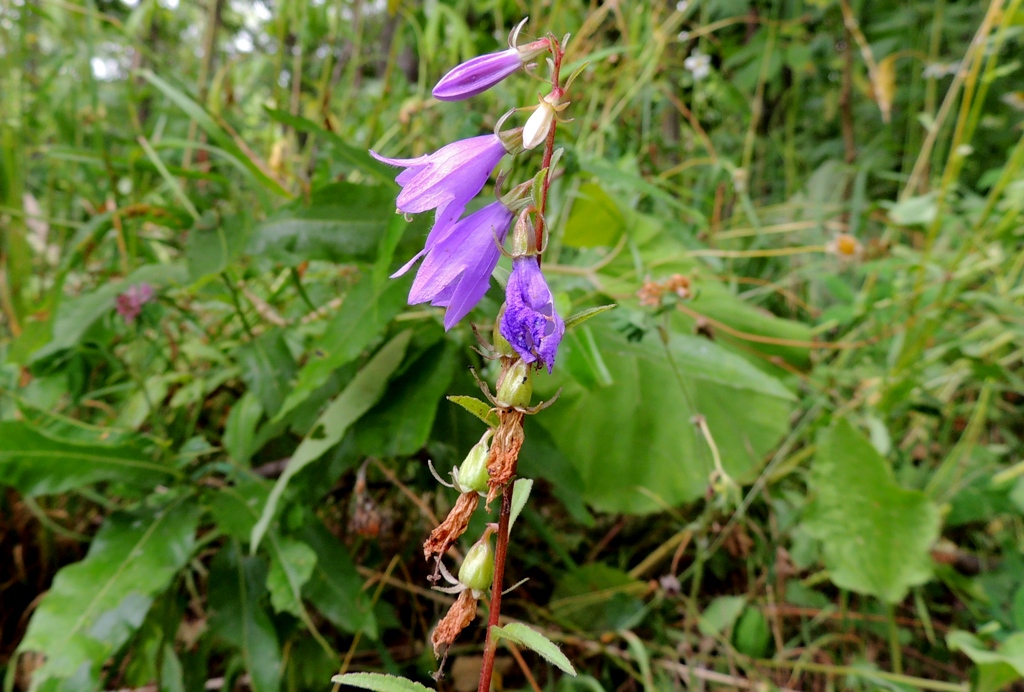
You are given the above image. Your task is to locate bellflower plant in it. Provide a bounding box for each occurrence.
[344,19,607,692]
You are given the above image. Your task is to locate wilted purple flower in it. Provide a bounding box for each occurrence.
[116,283,155,324]
[407,201,513,330]
[500,256,564,372]
[371,135,508,274]
[433,48,523,102]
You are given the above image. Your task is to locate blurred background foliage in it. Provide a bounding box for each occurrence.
[1,0,1023,690]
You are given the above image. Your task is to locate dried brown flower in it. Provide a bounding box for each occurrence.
[424,492,480,561]
[486,409,525,506]
[431,589,479,656]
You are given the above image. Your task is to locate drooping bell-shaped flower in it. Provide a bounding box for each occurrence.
[500,255,564,372]
[371,136,509,263]
[406,201,514,330]
[432,20,550,101]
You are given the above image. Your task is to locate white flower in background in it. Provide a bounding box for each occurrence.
[676,1,689,11]
[684,51,711,81]
[677,30,690,41]
[923,61,959,79]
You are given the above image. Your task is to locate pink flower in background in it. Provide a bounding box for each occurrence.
[116,283,155,324]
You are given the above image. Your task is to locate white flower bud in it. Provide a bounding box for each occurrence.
[523,98,556,150]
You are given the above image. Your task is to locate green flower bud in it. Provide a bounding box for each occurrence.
[458,532,495,592]
[458,435,491,494]
[496,359,533,408]
[493,304,515,357]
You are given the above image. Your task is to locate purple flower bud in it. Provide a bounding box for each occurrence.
[406,201,513,330]
[432,48,523,102]
[115,283,155,324]
[500,256,564,372]
[371,135,508,275]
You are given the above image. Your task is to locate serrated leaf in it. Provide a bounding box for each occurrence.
[331,672,433,692]
[803,418,941,603]
[446,395,499,427]
[19,500,198,689]
[251,330,412,551]
[491,623,576,676]
[564,304,616,331]
[0,421,177,497]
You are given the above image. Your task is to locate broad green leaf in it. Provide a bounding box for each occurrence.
[19,500,198,689]
[266,536,318,616]
[185,213,253,282]
[803,418,941,603]
[491,623,577,676]
[563,183,626,248]
[947,631,1024,692]
[518,424,592,525]
[733,607,771,659]
[301,520,377,637]
[509,478,533,532]
[331,673,432,692]
[235,329,297,418]
[355,340,457,457]
[538,328,794,514]
[698,596,746,636]
[251,330,412,551]
[276,275,410,421]
[447,395,500,427]
[209,544,282,692]
[0,421,176,496]
[248,182,397,265]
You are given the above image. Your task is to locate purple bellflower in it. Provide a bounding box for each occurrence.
[433,48,523,102]
[500,255,564,372]
[371,135,508,275]
[407,201,513,330]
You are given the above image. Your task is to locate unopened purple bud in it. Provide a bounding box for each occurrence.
[433,48,523,102]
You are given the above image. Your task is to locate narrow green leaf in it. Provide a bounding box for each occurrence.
[251,330,412,551]
[0,421,177,496]
[446,395,499,427]
[330,672,433,692]
[491,623,576,676]
[139,69,289,197]
[236,329,298,418]
[301,520,377,637]
[509,478,533,532]
[564,304,617,331]
[18,500,199,688]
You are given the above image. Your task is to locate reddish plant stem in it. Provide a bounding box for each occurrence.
[535,38,565,261]
[477,36,565,692]
[476,473,515,692]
